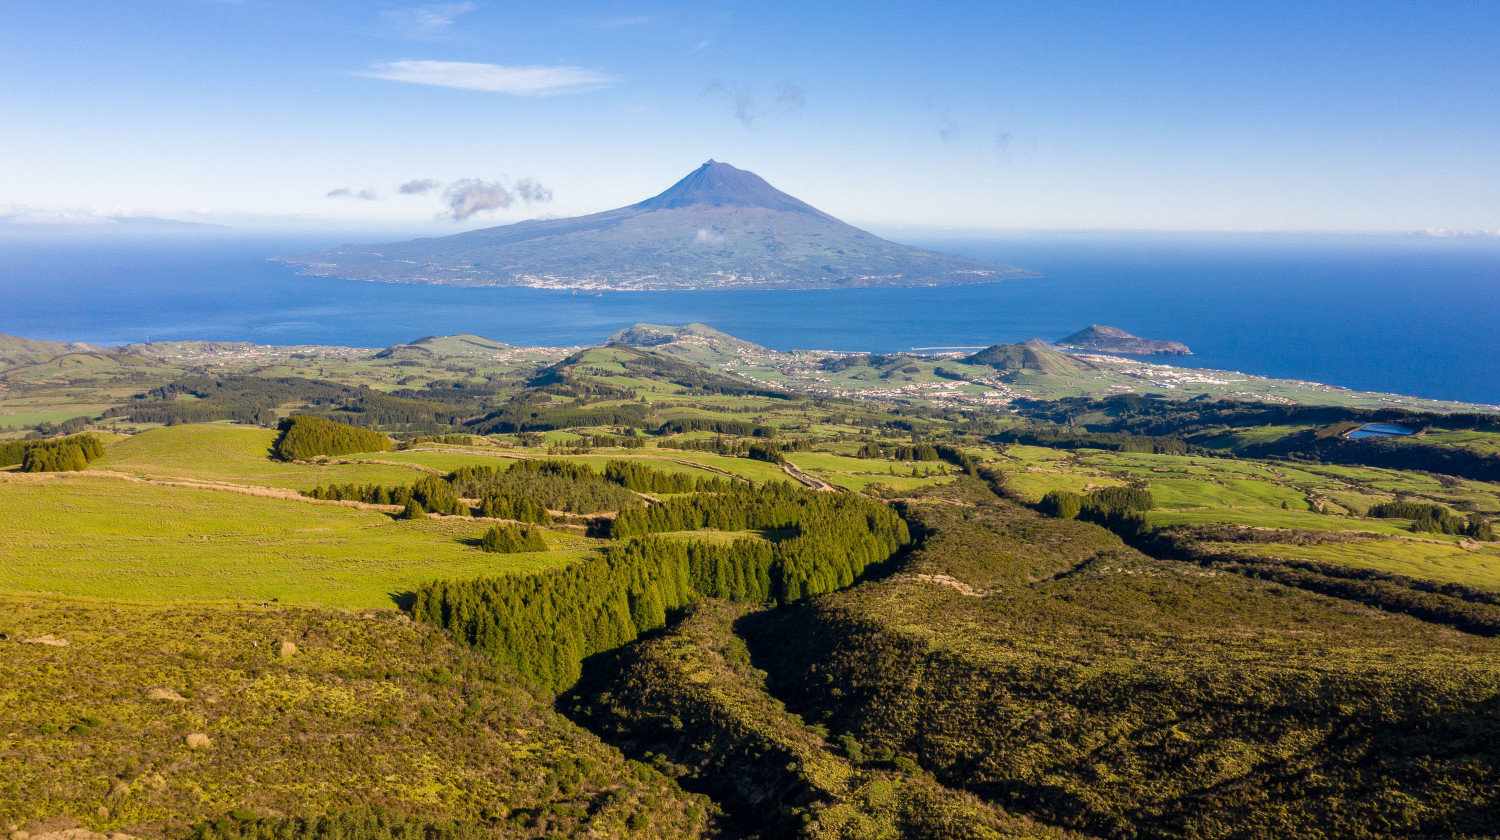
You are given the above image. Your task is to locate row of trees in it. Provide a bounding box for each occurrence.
[304,458,735,519]
[467,402,650,435]
[411,483,909,692]
[656,418,778,437]
[302,474,466,516]
[477,491,552,524]
[656,437,751,456]
[0,434,105,472]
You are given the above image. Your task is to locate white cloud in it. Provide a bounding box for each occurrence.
[361,60,614,96]
[382,3,477,37]
[0,204,137,224]
[441,176,552,220]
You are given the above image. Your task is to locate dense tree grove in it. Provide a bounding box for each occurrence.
[477,491,552,524]
[1368,501,1494,539]
[479,523,548,553]
[273,415,392,461]
[602,459,697,493]
[1036,485,1155,540]
[609,480,867,539]
[105,375,358,427]
[1038,489,1082,519]
[745,441,785,464]
[1,434,105,472]
[412,484,909,692]
[450,461,641,514]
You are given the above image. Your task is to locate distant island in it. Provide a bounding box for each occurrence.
[1055,325,1192,355]
[276,161,1037,291]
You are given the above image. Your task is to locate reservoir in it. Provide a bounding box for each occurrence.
[1346,424,1417,439]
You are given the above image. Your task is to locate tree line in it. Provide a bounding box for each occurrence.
[303,458,734,519]
[411,483,909,692]
[303,474,466,516]
[656,418,778,437]
[1367,501,1494,540]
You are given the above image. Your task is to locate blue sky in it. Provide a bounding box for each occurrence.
[1,1,1496,233]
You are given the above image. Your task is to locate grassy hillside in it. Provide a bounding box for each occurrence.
[567,599,1076,840]
[745,480,1500,839]
[0,473,593,607]
[93,426,422,489]
[0,594,710,837]
[3,327,1500,838]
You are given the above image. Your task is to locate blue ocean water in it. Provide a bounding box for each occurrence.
[1,230,1497,405]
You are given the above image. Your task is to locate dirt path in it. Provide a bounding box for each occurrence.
[1,469,401,513]
[781,461,838,492]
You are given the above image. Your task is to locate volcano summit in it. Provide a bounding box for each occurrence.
[280,161,1035,290]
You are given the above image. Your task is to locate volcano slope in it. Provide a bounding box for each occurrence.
[280,161,1033,290]
[581,478,1500,839]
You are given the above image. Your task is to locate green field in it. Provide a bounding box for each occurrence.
[93,425,423,490]
[1204,537,1500,591]
[0,475,590,607]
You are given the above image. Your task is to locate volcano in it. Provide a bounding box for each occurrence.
[279,161,1035,290]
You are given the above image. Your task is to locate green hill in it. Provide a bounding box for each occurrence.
[964,343,1104,376]
[0,333,101,368]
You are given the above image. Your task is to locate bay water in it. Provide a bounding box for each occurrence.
[1,230,1496,405]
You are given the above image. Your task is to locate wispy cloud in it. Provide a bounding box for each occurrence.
[513,178,552,203]
[399,179,440,195]
[382,3,477,38]
[777,82,805,111]
[0,204,137,224]
[442,176,552,220]
[362,60,614,95]
[326,187,383,201]
[705,80,805,129]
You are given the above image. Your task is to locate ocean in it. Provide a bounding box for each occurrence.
[2,230,1497,405]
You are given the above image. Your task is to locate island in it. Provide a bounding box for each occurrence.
[276,160,1037,291]
[1055,324,1192,355]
